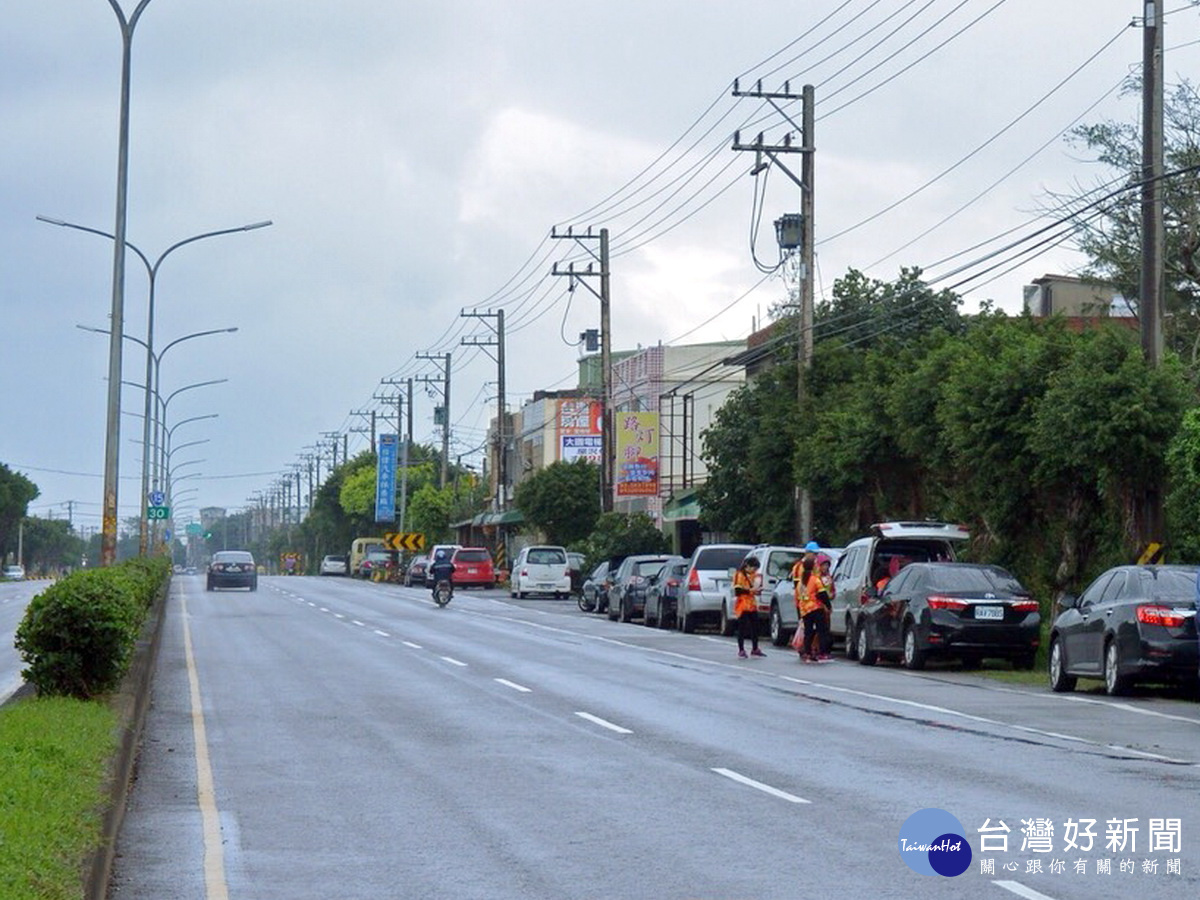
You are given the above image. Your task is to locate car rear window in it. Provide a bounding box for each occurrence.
[694,547,749,571]
[528,548,566,565]
[456,550,491,563]
[215,552,253,564]
[1138,568,1200,600]
[635,560,670,575]
[926,567,1024,593]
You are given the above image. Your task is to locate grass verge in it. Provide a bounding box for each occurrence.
[0,697,117,900]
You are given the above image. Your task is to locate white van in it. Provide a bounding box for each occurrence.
[510,545,571,599]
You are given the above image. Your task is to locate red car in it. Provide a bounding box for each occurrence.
[451,547,496,589]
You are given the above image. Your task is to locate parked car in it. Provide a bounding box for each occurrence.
[768,547,843,646]
[835,522,970,658]
[854,562,1040,670]
[676,543,755,633]
[404,555,430,587]
[206,550,258,592]
[319,554,348,576]
[718,544,807,637]
[510,545,571,599]
[1049,564,1200,696]
[2,564,25,581]
[607,554,683,622]
[643,559,690,629]
[450,547,496,588]
[567,551,587,595]
[580,559,618,612]
[359,549,399,581]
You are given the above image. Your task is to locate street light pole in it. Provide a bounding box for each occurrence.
[97,0,155,565]
[75,322,238,553]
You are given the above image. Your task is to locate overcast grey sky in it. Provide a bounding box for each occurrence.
[3,1,1198,534]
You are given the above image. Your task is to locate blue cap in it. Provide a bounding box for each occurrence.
[804,541,820,552]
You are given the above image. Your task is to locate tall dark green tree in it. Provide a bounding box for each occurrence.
[514,460,601,546]
[0,463,38,559]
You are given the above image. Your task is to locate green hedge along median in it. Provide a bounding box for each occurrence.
[15,557,168,699]
[1,557,170,900]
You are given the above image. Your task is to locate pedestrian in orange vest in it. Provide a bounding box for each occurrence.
[799,553,834,662]
[732,556,765,658]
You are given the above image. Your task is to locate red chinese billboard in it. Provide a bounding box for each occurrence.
[615,412,659,496]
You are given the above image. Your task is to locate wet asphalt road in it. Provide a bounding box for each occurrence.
[108,575,1200,900]
[0,579,39,702]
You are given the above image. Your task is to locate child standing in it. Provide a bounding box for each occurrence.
[732,556,765,658]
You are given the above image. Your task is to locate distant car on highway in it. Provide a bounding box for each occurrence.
[451,547,496,589]
[405,555,430,587]
[643,559,689,629]
[607,554,683,622]
[2,564,25,581]
[206,551,257,592]
[319,555,348,576]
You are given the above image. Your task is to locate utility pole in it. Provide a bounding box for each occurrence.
[321,430,341,470]
[1141,0,1165,545]
[463,309,508,510]
[1140,0,1164,366]
[552,226,613,512]
[351,408,376,451]
[417,351,452,488]
[733,80,815,541]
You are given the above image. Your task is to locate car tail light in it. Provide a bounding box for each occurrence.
[1136,605,1189,627]
[927,595,968,611]
[1011,599,1039,613]
[688,569,700,591]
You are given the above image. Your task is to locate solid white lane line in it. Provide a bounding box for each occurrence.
[440,656,468,667]
[495,678,532,693]
[993,880,1059,900]
[181,595,230,900]
[402,641,422,649]
[575,711,633,734]
[712,768,810,804]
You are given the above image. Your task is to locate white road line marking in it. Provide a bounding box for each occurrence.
[440,656,468,667]
[575,711,633,734]
[373,630,390,638]
[993,880,1059,900]
[495,678,532,693]
[334,613,345,619]
[181,595,230,900]
[351,620,365,627]
[712,768,810,804]
[319,607,329,613]
[402,641,422,649]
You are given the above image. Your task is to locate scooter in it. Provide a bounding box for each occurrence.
[432,578,453,607]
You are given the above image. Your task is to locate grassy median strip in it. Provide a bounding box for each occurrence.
[0,697,117,900]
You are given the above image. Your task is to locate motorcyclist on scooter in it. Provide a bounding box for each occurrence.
[428,549,456,600]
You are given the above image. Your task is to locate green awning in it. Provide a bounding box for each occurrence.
[663,489,701,521]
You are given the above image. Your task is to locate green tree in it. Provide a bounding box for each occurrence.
[513,460,601,546]
[19,516,84,573]
[0,463,39,559]
[1047,78,1200,361]
[580,512,669,566]
[1165,406,1200,559]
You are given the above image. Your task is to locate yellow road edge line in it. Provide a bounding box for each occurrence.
[182,594,231,900]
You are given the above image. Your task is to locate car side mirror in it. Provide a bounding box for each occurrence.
[1057,593,1079,610]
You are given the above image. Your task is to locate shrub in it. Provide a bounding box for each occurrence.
[14,560,168,700]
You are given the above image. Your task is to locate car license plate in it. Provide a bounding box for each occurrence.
[975,606,1003,620]
[538,583,554,590]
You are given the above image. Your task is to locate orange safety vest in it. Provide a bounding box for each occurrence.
[791,560,813,610]
[801,571,833,617]
[732,569,759,617]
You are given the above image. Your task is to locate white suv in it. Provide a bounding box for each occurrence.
[510,545,571,599]
[718,544,808,636]
[835,522,969,657]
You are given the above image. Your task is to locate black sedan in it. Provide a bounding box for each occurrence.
[643,560,689,629]
[579,559,617,613]
[206,550,258,592]
[855,562,1040,670]
[1049,564,1199,696]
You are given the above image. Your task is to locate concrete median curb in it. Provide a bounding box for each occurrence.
[85,577,168,900]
